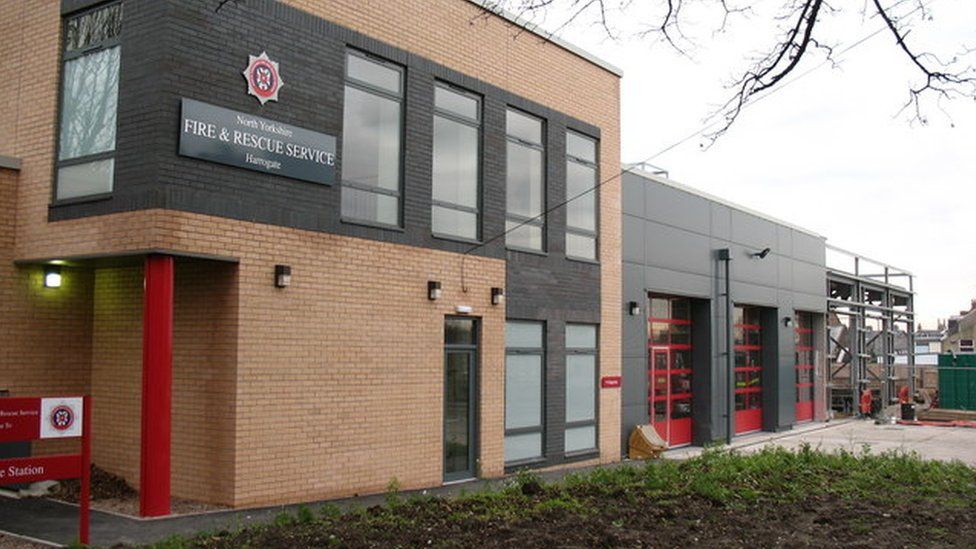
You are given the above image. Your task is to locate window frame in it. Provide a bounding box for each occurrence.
[564,323,599,456]
[564,129,600,263]
[430,81,483,243]
[504,319,547,466]
[339,48,406,229]
[504,107,547,254]
[53,0,123,205]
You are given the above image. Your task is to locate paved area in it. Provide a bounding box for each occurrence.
[3,419,975,547]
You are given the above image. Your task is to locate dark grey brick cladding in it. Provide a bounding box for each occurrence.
[55,0,603,468]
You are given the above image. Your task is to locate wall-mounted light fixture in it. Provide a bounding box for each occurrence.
[428,280,442,301]
[44,266,62,289]
[491,287,505,306]
[752,247,772,259]
[783,316,794,327]
[274,265,291,288]
[628,301,641,316]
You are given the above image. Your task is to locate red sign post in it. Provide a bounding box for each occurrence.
[0,396,91,545]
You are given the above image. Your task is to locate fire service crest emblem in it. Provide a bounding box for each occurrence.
[243,51,283,105]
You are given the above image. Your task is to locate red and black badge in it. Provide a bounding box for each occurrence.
[243,51,283,105]
[50,405,75,432]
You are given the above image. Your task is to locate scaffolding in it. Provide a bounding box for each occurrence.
[826,244,915,415]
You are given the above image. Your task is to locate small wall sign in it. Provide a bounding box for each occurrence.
[601,376,622,388]
[179,98,337,185]
[243,51,283,105]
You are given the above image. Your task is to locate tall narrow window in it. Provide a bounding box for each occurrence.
[504,320,545,464]
[565,132,598,260]
[432,84,480,240]
[565,324,598,453]
[505,109,545,251]
[56,3,123,201]
[341,50,403,227]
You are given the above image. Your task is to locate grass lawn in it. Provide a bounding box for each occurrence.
[149,445,976,548]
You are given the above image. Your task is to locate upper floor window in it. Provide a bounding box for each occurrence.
[341,50,403,227]
[565,131,598,260]
[432,84,480,240]
[505,109,545,252]
[56,2,122,201]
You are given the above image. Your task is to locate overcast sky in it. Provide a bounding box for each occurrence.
[515,0,975,328]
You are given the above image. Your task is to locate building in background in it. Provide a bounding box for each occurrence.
[944,301,976,354]
[0,0,621,515]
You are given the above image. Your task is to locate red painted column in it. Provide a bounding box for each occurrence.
[140,254,174,517]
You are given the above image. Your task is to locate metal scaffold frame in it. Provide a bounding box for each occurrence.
[826,244,915,415]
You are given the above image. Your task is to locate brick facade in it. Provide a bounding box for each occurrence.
[0,0,621,509]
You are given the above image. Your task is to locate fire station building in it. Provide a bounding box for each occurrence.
[621,167,829,448]
[0,0,621,514]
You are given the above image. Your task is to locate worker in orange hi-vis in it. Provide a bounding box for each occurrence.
[859,388,873,418]
[898,385,911,405]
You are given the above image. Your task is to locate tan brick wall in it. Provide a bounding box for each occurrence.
[0,0,620,508]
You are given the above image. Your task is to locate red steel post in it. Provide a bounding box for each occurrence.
[80,395,91,545]
[140,255,174,517]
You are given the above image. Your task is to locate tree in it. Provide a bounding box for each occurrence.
[487,0,976,139]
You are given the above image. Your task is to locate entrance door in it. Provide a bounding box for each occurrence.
[733,306,763,434]
[795,312,815,422]
[444,318,477,482]
[648,295,693,447]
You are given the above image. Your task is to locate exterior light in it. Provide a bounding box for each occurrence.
[628,301,641,316]
[428,280,442,301]
[44,266,62,288]
[783,316,794,327]
[274,265,291,288]
[491,287,505,306]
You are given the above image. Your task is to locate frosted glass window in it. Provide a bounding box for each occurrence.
[506,321,543,348]
[505,432,542,463]
[505,355,542,429]
[565,425,596,453]
[566,355,596,423]
[566,324,597,350]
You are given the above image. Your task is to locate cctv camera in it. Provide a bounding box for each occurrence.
[753,247,772,259]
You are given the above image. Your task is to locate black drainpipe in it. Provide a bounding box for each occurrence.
[718,248,734,445]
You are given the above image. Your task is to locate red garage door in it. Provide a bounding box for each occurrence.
[734,305,762,434]
[648,295,693,447]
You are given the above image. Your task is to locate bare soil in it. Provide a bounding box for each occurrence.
[189,491,976,548]
[48,465,225,517]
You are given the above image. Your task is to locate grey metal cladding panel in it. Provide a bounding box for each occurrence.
[622,357,648,410]
[730,244,777,287]
[793,291,827,313]
[644,222,712,276]
[777,256,793,290]
[730,209,778,249]
[731,280,778,307]
[643,265,713,299]
[622,173,646,218]
[777,225,794,257]
[644,181,711,234]
[711,203,732,240]
[793,231,826,266]
[622,312,646,359]
[623,214,645,264]
[793,260,827,297]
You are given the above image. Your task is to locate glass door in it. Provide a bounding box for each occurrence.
[444,318,478,482]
